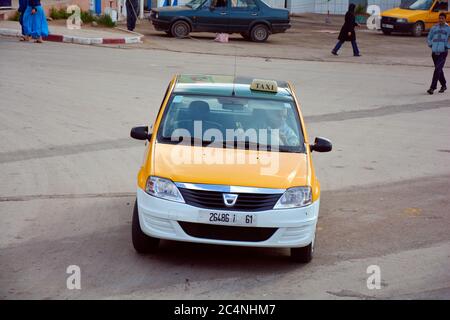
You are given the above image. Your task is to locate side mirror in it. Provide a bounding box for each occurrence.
[310,137,332,153]
[130,126,151,141]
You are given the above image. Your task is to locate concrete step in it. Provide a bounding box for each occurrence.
[0,9,17,21]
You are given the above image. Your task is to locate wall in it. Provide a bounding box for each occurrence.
[148,0,406,13]
[314,0,349,14]
[262,0,286,8]
[368,0,401,12]
[287,0,315,12]
[43,0,91,16]
[287,0,350,14]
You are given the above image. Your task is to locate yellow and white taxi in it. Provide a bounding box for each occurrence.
[130,75,332,263]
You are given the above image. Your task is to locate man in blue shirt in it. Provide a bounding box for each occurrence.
[427,12,450,94]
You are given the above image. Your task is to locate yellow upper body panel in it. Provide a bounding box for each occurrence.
[382,1,448,28]
[150,143,309,189]
[137,75,320,200]
[382,7,430,20]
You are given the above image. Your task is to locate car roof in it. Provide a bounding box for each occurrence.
[173,74,294,101]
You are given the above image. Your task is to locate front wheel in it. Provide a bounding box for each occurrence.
[250,24,270,42]
[171,20,190,39]
[290,243,313,263]
[132,200,160,254]
[412,22,424,37]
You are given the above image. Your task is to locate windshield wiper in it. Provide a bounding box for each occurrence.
[222,140,271,150]
[160,136,215,146]
[160,137,302,152]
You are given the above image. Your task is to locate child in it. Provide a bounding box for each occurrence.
[23,0,49,43]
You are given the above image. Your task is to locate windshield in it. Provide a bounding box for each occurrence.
[157,94,305,153]
[400,0,434,10]
[185,0,207,9]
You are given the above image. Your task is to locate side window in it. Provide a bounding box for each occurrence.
[231,0,257,9]
[201,0,212,9]
[212,0,228,8]
[434,1,448,11]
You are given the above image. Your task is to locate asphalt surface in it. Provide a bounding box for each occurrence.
[0,36,449,299]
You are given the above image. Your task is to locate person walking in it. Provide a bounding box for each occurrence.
[18,0,28,41]
[126,0,140,32]
[332,3,361,56]
[23,0,49,43]
[427,12,450,95]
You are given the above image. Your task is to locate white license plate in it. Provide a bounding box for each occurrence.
[199,210,256,226]
[382,24,394,29]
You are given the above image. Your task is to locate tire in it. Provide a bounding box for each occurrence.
[290,243,313,263]
[382,29,392,35]
[412,22,424,37]
[250,24,270,42]
[170,20,190,39]
[240,32,250,40]
[132,200,160,254]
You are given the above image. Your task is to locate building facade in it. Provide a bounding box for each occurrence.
[154,0,406,15]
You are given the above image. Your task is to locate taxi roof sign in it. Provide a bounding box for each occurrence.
[250,79,278,93]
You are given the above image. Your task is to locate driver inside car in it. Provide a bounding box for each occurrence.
[212,0,228,7]
[267,108,300,147]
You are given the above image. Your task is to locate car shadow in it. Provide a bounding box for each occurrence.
[0,198,311,298]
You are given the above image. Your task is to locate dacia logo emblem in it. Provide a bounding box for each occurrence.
[223,193,238,207]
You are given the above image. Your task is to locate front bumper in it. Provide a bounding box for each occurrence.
[136,187,319,248]
[149,16,171,31]
[271,22,291,34]
[380,17,414,33]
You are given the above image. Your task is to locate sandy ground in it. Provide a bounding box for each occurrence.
[123,14,434,67]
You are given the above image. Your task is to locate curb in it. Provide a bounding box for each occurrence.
[0,28,143,45]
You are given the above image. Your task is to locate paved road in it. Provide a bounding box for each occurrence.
[0,37,449,299]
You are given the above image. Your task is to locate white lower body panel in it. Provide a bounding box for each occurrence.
[136,188,319,248]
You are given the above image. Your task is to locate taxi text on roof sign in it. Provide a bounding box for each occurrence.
[250,79,278,93]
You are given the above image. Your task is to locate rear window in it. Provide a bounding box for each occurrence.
[157,94,305,153]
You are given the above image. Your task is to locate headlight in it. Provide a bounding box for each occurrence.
[397,18,408,23]
[155,13,159,19]
[274,187,312,209]
[145,176,185,203]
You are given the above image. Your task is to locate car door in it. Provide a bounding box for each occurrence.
[228,0,260,33]
[194,0,230,33]
[425,0,448,29]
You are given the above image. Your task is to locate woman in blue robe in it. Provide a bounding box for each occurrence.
[23,0,49,43]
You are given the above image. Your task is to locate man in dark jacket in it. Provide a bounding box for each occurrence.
[126,0,140,31]
[332,3,361,56]
[18,0,28,40]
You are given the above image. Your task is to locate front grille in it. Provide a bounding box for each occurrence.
[381,16,396,24]
[178,188,281,212]
[179,222,277,242]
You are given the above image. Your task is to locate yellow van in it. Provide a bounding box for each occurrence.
[381,0,449,36]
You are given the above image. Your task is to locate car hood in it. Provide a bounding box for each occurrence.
[152,6,192,13]
[151,143,309,189]
[381,8,426,19]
